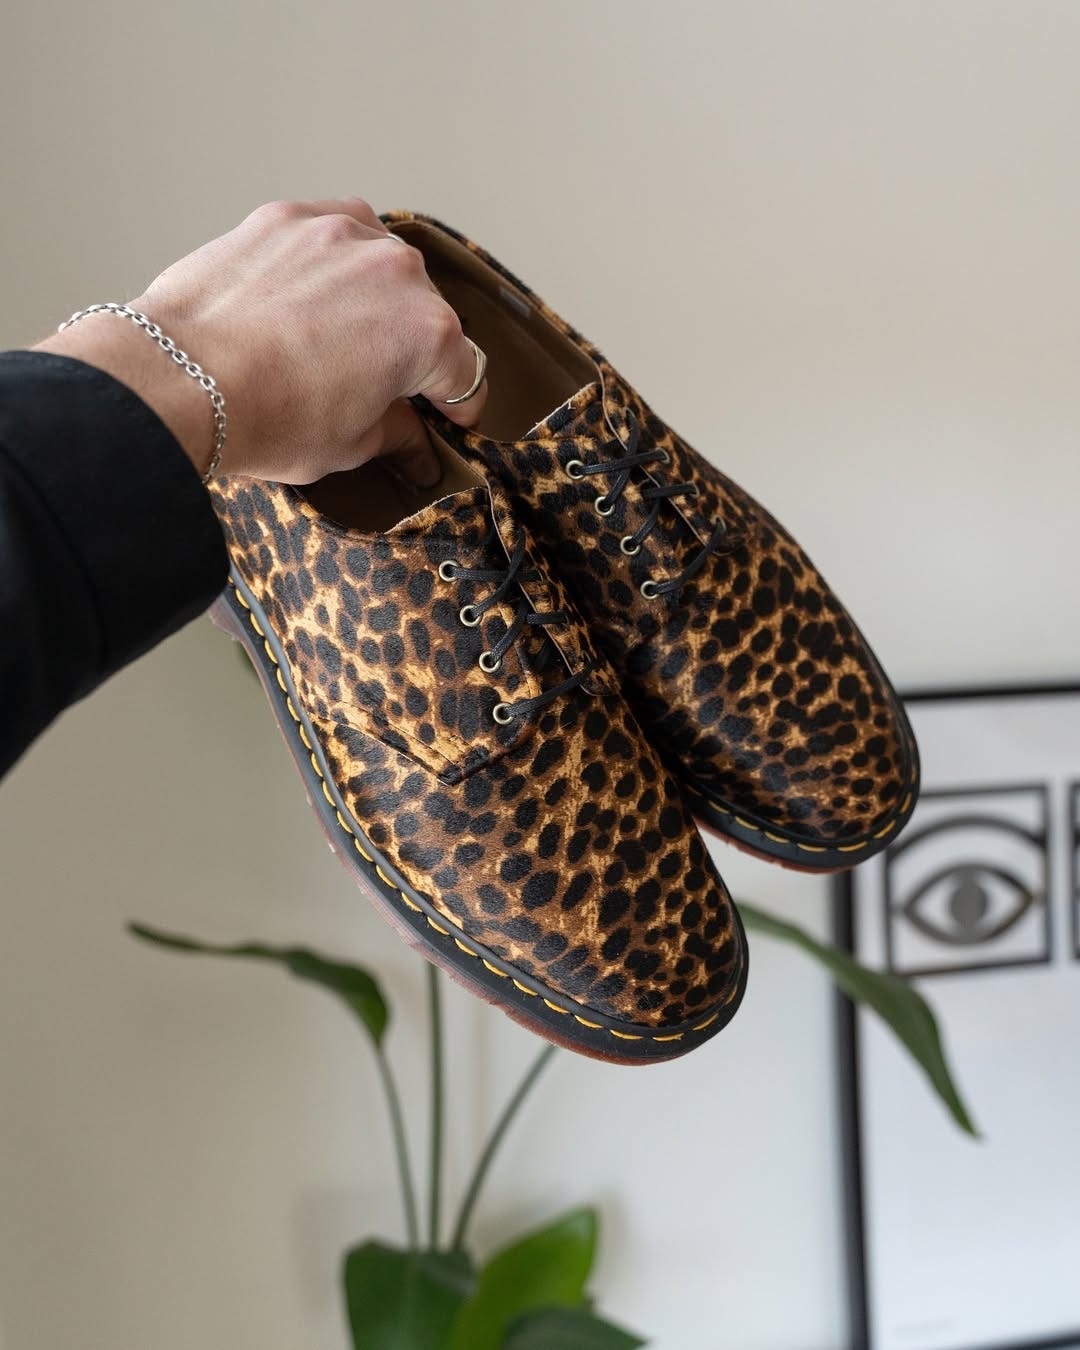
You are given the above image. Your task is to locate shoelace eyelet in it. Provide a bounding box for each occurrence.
[655,448,671,466]
[492,702,513,725]
[594,494,615,517]
[620,535,642,556]
[565,459,586,481]
[478,650,502,674]
[459,604,481,627]
[640,579,661,600]
[438,560,460,581]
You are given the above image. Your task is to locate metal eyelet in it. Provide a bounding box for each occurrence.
[459,604,482,627]
[492,702,513,725]
[655,448,671,466]
[438,560,459,581]
[620,535,642,556]
[640,579,661,600]
[565,459,586,481]
[594,495,615,517]
[686,483,700,498]
[478,650,502,674]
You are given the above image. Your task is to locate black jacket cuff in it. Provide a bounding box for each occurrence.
[0,349,228,686]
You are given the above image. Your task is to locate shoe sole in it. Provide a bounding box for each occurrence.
[209,572,748,1065]
[682,772,919,875]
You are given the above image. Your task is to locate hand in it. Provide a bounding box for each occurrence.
[35,197,487,485]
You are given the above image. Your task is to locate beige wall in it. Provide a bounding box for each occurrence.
[1,3,1077,1347]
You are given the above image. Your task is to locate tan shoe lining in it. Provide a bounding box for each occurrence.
[394,220,597,441]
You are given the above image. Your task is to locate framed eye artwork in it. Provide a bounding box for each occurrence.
[837,683,1080,1350]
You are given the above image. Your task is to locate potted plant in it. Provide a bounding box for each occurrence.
[130,902,973,1349]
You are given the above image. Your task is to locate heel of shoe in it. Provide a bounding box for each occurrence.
[208,588,247,642]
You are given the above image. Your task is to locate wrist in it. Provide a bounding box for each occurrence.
[35,304,216,477]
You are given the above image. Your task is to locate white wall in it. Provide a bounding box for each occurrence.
[1,3,1077,1347]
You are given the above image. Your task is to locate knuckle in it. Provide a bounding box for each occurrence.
[343,195,376,222]
[363,235,418,277]
[252,199,300,227]
[427,300,463,354]
[312,211,362,245]
[391,239,426,273]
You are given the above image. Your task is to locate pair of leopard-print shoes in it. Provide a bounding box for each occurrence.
[210,214,919,1064]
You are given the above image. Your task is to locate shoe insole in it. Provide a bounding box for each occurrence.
[392,221,597,441]
[303,431,483,534]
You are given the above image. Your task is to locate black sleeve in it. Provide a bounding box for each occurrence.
[0,350,228,777]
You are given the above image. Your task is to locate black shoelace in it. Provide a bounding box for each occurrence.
[561,412,730,599]
[439,532,596,724]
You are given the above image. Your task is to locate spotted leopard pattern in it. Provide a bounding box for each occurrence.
[384,212,919,846]
[209,474,746,1028]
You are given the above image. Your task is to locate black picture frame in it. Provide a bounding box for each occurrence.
[835,680,1080,1350]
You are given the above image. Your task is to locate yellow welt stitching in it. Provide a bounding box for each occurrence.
[610,1030,643,1041]
[426,916,450,936]
[512,979,538,997]
[454,939,477,956]
[874,823,895,839]
[320,780,334,806]
[764,831,788,844]
[232,588,250,610]
[796,843,828,854]
[352,838,373,862]
[837,842,868,853]
[543,998,570,1015]
[653,1032,684,1043]
[335,810,353,836]
[298,724,313,750]
[900,793,912,813]
[483,960,509,979]
[374,864,395,889]
[734,816,756,830]
[285,697,300,722]
[308,751,322,778]
[574,1015,602,1029]
[399,893,421,912]
[693,1013,720,1032]
[248,613,264,638]
[263,639,276,665]
[275,668,287,692]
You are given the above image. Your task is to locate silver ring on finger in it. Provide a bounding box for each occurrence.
[442,337,487,405]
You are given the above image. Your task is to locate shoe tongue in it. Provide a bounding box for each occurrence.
[390,478,586,693]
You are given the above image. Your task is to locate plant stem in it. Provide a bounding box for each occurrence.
[374,1045,419,1248]
[427,963,445,1249]
[450,1044,557,1253]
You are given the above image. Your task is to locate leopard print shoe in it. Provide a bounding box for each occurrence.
[208,441,746,1062]
[384,211,920,873]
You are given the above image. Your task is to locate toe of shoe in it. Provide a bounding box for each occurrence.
[319,697,749,1051]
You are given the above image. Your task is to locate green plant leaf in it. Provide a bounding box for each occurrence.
[449,1209,597,1350]
[343,1241,473,1349]
[127,923,389,1047]
[738,901,977,1136]
[502,1305,647,1348]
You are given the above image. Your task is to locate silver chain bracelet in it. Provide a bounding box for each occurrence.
[58,302,227,484]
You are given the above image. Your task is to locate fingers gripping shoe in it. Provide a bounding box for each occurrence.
[384,212,920,873]
[208,444,747,1061]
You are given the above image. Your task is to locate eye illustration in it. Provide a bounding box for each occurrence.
[901,860,1036,947]
[882,788,1050,978]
